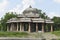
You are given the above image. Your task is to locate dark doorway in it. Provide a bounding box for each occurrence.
[24,23,29,31]
[45,24,51,32]
[8,23,11,31]
[38,23,42,31]
[14,23,17,31]
[31,23,36,32]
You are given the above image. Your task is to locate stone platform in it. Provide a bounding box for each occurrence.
[0,37,46,40]
[0,37,58,40]
[0,37,45,40]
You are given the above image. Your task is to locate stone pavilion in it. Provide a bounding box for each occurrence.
[7,6,54,32]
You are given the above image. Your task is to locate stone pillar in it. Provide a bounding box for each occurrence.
[20,23,22,31]
[36,23,38,32]
[22,23,24,32]
[28,23,31,32]
[51,24,53,32]
[17,23,18,31]
[42,23,44,32]
[10,23,13,31]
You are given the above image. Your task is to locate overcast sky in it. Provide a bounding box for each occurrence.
[0,0,60,19]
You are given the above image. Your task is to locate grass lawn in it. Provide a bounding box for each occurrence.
[0,32,29,37]
[51,31,60,36]
[0,31,60,39]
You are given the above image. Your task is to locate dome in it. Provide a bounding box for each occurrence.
[23,6,38,14]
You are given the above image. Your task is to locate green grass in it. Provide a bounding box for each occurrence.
[51,31,60,36]
[0,32,29,37]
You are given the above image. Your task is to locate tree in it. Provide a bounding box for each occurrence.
[0,12,17,31]
[37,9,49,19]
[52,16,60,31]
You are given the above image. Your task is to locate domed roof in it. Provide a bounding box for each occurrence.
[23,6,38,14]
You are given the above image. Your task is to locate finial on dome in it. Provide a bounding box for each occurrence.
[29,5,32,8]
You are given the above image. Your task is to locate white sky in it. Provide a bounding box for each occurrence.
[0,0,60,19]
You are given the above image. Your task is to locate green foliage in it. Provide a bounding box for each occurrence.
[38,9,49,19]
[52,16,60,23]
[52,31,60,36]
[52,17,60,31]
[0,12,17,31]
[0,32,28,37]
[45,24,51,32]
